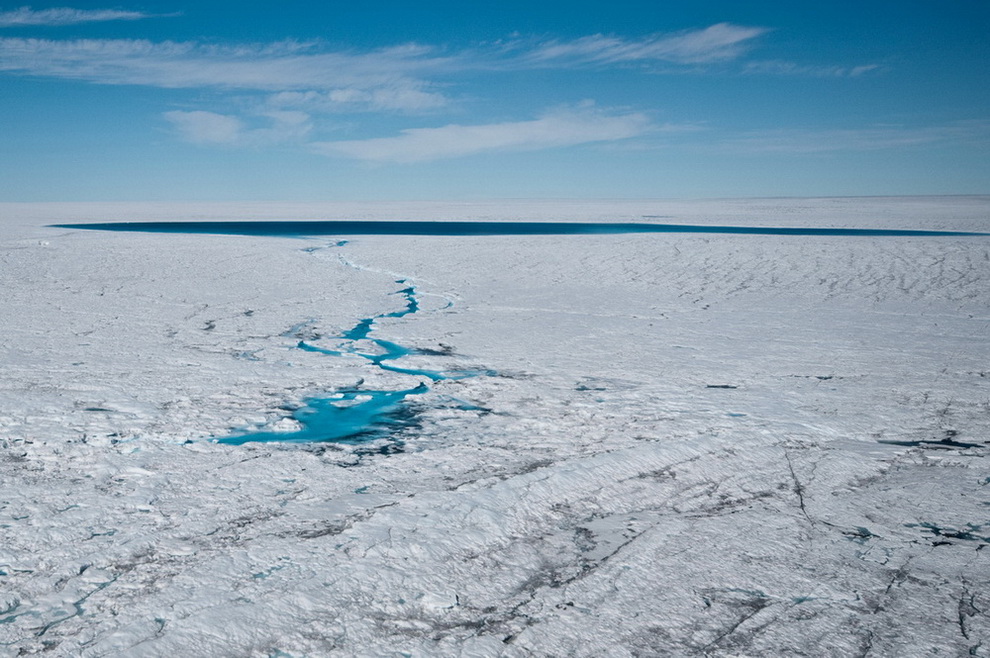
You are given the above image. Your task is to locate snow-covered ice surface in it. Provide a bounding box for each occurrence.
[1,197,988,657]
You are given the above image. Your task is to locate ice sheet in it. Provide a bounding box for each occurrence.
[1,198,988,656]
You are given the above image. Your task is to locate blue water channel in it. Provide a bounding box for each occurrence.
[217,279,490,446]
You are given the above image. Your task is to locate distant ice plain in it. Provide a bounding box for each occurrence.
[1,197,988,656]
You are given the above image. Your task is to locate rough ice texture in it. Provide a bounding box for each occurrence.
[0,197,988,657]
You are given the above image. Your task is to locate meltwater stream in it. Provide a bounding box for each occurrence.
[218,278,490,446]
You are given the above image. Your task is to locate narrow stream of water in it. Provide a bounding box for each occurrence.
[217,273,489,445]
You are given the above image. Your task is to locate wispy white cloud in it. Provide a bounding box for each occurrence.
[0,6,159,27]
[1,24,885,157]
[311,107,656,163]
[524,23,768,66]
[0,36,453,112]
[267,86,449,113]
[164,109,312,146]
[744,60,880,77]
[724,121,990,153]
[0,24,767,97]
[0,37,448,89]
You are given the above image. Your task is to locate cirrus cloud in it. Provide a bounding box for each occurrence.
[0,24,779,122]
[0,36,453,113]
[0,6,161,27]
[0,23,769,93]
[524,23,768,66]
[0,37,450,90]
[744,60,880,77]
[723,120,990,153]
[312,108,656,163]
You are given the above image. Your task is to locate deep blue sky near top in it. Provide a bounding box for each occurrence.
[0,1,987,201]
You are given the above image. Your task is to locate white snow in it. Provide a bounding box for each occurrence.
[0,197,988,656]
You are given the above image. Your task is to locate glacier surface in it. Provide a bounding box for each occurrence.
[1,197,988,656]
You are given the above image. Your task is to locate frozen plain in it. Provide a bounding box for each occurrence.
[0,197,988,657]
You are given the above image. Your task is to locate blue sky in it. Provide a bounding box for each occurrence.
[1,1,987,201]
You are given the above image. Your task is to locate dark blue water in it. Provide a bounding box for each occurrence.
[51,220,989,237]
[218,279,490,445]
